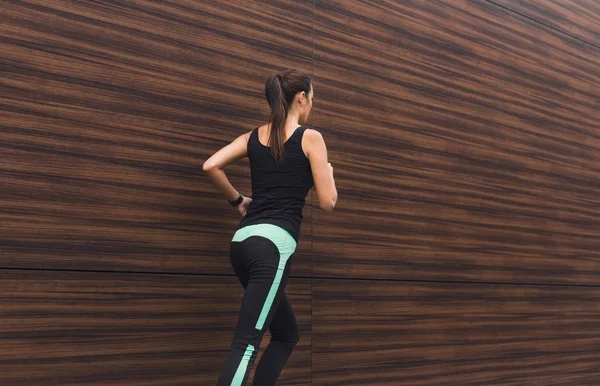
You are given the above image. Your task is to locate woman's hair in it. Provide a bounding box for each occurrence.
[265,69,312,163]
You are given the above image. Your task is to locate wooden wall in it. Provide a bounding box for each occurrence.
[2,1,599,385]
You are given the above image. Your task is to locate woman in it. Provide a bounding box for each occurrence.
[203,69,337,385]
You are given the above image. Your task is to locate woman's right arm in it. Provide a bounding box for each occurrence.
[303,129,338,212]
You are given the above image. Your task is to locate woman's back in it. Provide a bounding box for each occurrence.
[238,126,314,242]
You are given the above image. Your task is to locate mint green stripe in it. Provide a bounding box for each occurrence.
[256,260,287,329]
[231,344,254,386]
[232,224,296,330]
[232,224,296,250]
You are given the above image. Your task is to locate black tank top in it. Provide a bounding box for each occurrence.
[237,126,314,242]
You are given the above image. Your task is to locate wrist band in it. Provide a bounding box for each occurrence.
[229,194,243,207]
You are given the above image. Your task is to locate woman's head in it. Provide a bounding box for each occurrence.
[264,69,313,163]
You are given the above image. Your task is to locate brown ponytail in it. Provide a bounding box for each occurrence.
[265,69,312,164]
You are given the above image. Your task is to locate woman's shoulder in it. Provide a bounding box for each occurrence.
[300,128,327,158]
[302,128,324,143]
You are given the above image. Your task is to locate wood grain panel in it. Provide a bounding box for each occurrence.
[494,0,600,45]
[312,0,600,284]
[1,0,314,275]
[0,270,310,385]
[313,279,600,385]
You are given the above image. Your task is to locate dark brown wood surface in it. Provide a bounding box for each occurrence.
[312,0,600,285]
[0,270,310,386]
[494,0,600,44]
[1,0,314,276]
[312,279,600,385]
[3,0,600,385]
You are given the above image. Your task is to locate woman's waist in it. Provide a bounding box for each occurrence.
[237,217,302,243]
[249,195,306,207]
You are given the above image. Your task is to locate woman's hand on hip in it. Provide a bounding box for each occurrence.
[238,196,252,217]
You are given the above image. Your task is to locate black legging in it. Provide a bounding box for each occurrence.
[217,225,299,386]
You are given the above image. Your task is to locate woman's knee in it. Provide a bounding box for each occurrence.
[272,328,300,347]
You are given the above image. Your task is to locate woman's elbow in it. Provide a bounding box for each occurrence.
[202,160,216,173]
[320,195,337,213]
